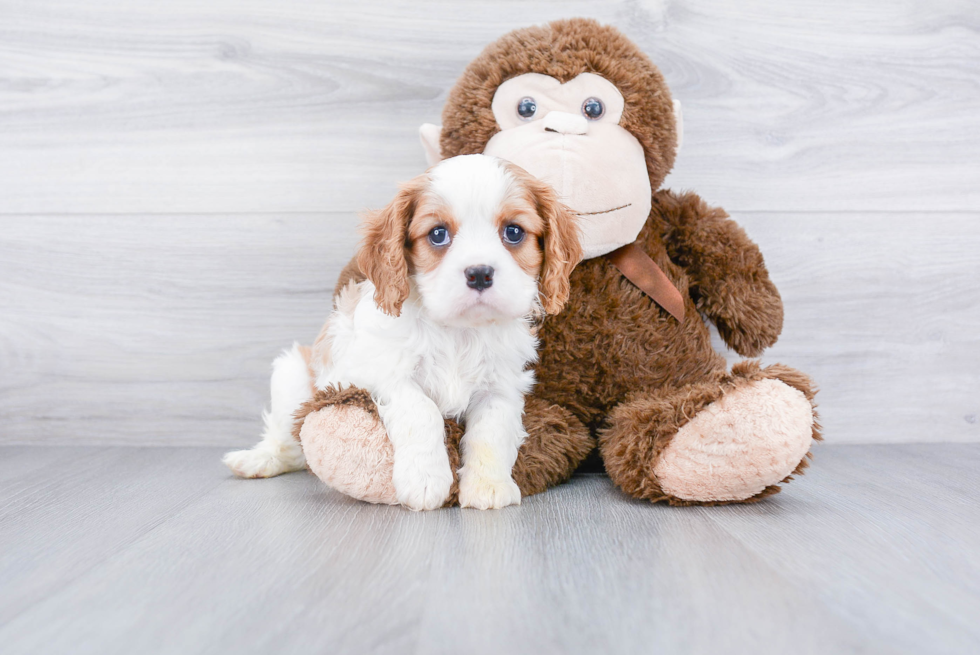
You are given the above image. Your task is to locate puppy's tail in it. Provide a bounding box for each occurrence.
[223,343,314,478]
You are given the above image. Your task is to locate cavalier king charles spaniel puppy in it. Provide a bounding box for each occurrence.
[224,154,581,510]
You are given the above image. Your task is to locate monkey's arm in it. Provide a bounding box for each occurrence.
[650,190,783,357]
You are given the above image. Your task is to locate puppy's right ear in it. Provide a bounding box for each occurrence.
[356,177,426,317]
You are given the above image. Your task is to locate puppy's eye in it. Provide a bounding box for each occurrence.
[502,224,525,245]
[428,226,450,247]
[582,97,604,120]
[517,97,537,120]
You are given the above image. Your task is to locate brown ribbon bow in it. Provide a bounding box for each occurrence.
[605,242,686,322]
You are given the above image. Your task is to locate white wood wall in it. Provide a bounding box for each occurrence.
[1,0,978,445]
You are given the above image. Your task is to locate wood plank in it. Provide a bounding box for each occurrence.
[705,444,980,654]
[0,214,359,445]
[0,0,977,214]
[1,212,978,445]
[413,478,892,655]
[9,445,968,655]
[0,445,105,486]
[0,448,439,654]
[0,447,225,626]
[0,445,948,654]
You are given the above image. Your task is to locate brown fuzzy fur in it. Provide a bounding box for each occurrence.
[598,361,821,505]
[439,19,678,194]
[513,397,596,495]
[435,18,816,504]
[304,18,817,505]
[650,191,784,357]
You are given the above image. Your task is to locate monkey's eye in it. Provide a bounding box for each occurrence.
[428,226,451,247]
[502,224,525,245]
[582,97,604,120]
[517,97,537,120]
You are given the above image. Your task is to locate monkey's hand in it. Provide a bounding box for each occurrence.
[650,190,783,357]
[698,275,783,357]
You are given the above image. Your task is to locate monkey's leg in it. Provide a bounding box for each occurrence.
[295,387,593,507]
[512,396,595,496]
[598,361,820,505]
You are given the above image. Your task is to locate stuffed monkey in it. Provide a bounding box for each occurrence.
[295,18,820,506]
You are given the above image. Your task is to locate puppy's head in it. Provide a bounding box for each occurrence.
[357,154,582,326]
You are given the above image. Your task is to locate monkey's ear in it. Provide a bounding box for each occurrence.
[673,99,684,154]
[356,179,424,317]
[419,123,443,166]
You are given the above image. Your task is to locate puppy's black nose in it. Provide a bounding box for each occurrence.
[465,265,494,291]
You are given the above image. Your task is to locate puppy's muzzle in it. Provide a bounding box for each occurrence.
[465,265,494,291]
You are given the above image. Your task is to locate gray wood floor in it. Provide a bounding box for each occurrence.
[1,444,978,655]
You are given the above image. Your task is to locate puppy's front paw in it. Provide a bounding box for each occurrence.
[458,468,521,510]
[392,449,453,511]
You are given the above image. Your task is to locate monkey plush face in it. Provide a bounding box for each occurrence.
[483,72,652,259]
[421,18,682,261]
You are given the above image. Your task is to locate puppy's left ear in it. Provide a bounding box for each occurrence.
[356,176,426,316]
[531,179,582,315]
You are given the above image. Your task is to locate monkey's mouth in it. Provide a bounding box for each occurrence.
[574,203,632,217]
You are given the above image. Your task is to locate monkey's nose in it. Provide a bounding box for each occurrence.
[465,265,494,291]
[542,111,589,135]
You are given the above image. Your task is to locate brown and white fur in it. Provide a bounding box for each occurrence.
[223,154,581,510]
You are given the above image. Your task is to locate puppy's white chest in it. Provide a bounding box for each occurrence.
[321,283,538,420]
[417,330,497,418]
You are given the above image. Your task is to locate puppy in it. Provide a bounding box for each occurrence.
[223,154,581,510]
